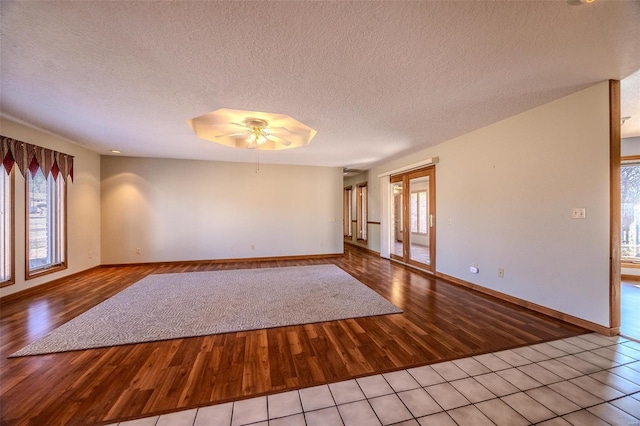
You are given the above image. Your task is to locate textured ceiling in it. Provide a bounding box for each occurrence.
[1,1,639,169]
[621,69,640,138]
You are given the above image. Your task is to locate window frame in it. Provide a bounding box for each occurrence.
[356,183,367,241]
[1,166,15,287]
[25,169,67,279]
[410,190,428,235]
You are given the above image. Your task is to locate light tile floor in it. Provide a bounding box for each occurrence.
[109,333,640,426]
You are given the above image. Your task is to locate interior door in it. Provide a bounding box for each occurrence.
[390,166,435,272]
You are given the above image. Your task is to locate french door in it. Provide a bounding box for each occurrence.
[390,166,435,272]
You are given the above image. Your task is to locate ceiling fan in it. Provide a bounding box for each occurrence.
[188,108,317,152]
[213,118,296,148]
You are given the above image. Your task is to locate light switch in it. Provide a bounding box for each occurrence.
[572,208,586,219]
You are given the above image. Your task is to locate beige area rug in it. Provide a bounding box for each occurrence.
[10,264,402,357]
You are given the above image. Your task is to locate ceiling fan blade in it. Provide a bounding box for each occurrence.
[229,122,252,129]
[200,122,251,130]
[214,132,248,138]
[267,134,292,146]
[267,126,307,135]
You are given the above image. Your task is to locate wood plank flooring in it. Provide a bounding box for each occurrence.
[621,281,640,340]
[0,246,588,425]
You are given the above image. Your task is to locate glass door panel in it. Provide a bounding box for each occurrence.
[390,181,404,258]
[409,176,430,266]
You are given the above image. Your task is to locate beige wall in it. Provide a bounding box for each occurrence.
[369,82,612,327]
[101,157,343,264]
[0,118,101,297]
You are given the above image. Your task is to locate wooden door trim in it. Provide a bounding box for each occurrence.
[429,167,436,269]
[610,79,621,332]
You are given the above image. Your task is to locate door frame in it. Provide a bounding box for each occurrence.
[610,79,621,334]
[389,165,436,272]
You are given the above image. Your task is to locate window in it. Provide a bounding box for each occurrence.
[26,169,66,278]
[1,166,13,285]
[343,186,353,237]
[410,191,428,234]
[356,183,367,241]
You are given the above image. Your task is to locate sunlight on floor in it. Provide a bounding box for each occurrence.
[621,282,640,341]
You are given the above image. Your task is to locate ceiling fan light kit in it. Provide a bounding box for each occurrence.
[188,108,317,151]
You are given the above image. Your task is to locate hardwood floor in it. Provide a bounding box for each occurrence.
[621,281,640,340]
[393,241,430,265]
[0,246,588,425]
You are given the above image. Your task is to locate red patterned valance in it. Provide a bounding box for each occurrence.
[1,135,74,182]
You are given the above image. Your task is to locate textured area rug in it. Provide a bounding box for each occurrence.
[11,265,402,357]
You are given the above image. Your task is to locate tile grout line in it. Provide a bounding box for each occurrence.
[295,388,311,426]
[381,371,433,425]
[326,382,346,426]
[360,375,388,426]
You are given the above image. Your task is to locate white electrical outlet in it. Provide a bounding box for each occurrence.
[572,208,586,219]
[498,268,504,278]
[136,248,141,254]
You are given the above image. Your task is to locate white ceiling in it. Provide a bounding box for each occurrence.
[1,1,639,169]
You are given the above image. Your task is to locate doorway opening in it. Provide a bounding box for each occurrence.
[619,71,640,340]
[620,154,640,340]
